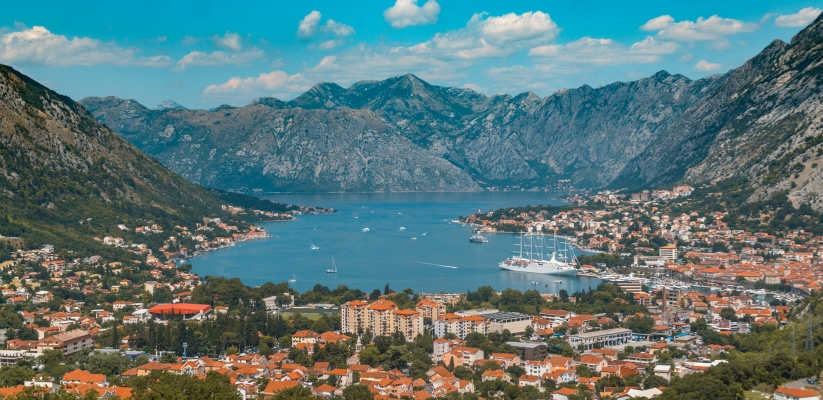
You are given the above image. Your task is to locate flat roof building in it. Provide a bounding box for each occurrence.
[568,328,632,351]
[506,341,547,361]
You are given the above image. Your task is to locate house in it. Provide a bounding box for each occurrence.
[261,380,301,398]
[773,387,819,400]
[36,330,93,356]
[552,387,579,400]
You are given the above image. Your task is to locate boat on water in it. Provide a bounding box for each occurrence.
[498,234,578,275]
[554,279,563,283]
[422,232,427,237]
[327,258,337,274]
[288,273,297,283]
[310,244,319,250]
[469,234,489,243]
[411,237,417,240]
[362,228,370,233]
[531,281,538,285]
[399,227,406,231]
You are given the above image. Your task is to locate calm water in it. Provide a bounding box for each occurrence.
[190,192,602,294]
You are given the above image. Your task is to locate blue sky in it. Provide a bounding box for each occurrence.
[1,1,821,109]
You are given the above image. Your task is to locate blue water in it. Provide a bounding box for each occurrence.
[190,192,602,294]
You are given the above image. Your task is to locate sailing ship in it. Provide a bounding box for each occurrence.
[288,273,297,283]
[327,258,337,274]
[498,234,578,275]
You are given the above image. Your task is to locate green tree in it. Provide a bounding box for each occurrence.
[343,384,374,400]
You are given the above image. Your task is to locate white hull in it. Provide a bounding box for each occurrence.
[499,258,578,275]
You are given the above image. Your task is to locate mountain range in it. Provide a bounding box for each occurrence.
[81,15,823,209]
[0,65,278,253]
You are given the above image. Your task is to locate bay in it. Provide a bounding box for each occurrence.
[190,192,602,295]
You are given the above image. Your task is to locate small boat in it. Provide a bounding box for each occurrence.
[327,258,338,274]
[531,281,539,285]
[398,227,406,231]
[411,237,417,240]
[362,228,370,233]
[554,279,563,283]
[310,244,319,250]
[288,273,297,283]
[422,232,427,237]
[469,234,488,243]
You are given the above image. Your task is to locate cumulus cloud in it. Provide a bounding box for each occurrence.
[297,11,355,48]
[528,36,678,65]
[693,59,722,72]
[408,11,560,59]
[641,14,758,41]
[383,0,441,29]
[321,20,355,37]
[212,32,242,50]
[775,7,822,27]
[0,26,170,67]
[298,11,322,38]
[174,49,264,70]
[203,70,312,99]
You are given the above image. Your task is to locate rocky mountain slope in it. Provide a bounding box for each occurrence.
[81,14,823,204]
[0,65,264,251]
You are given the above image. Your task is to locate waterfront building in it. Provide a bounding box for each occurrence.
[567,328,632,350]
[660,245,678,260]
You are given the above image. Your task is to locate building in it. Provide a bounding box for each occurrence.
[567,328,632,351]
[506,341,547,361]
[0,350,32,366]
[36,330,94,356]
[340,299,424,340]
[539,310,574,327]
[147,304,211,321]
[434,314,490,339]
[659,245,678,260]
[482,311,533,334]
[773,387,819,400]
[415,298,447,321]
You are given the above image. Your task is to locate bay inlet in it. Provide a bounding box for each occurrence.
[189,192,602,294]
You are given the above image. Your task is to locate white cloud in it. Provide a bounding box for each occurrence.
[175,49,264,70]
[203,70,312,99]
[321,20,355,37]
[642,15,758,41]
[212,32,242,50]
[640,15,674,31]
[693,59,722,72]
[408,11,560,59]
[528,36,678,65]
[297,11,355,46]
[709,39,732,51]
[298,11,322,38]
[0,26,170,67]
[383,0,441,29]
[775,7,822,27]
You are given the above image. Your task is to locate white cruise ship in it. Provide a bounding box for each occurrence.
[499,234,578,275]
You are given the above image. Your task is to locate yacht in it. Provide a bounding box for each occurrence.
[310,244,319,250]
[470,234,489,243]
[326,258,337,274]
[554,279,563,283]
[288,273,296,283]
[362,228,370,233]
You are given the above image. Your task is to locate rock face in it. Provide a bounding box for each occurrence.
[81,14,823,202]
[0,64,232,248]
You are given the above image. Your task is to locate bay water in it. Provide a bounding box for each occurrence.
[190,192,602,295]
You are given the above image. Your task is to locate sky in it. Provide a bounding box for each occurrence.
[1,1,821,109]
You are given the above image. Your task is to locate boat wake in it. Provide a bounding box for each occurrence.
[384,257,458,269]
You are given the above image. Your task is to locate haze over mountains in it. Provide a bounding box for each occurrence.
[81,14,823,209]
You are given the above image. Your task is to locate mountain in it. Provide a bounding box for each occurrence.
[154,100,187,110]
[81,14,823,207]
[0,65,271,254]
